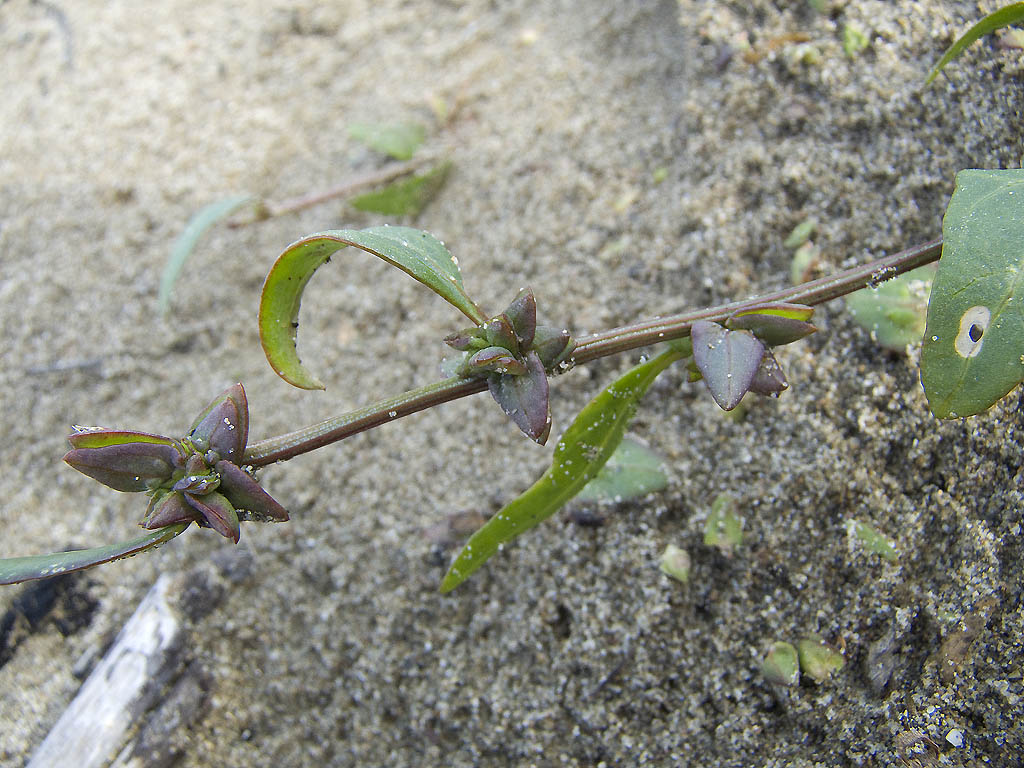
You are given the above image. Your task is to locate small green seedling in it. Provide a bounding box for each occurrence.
[846,519,899,562]
[796,636,846,683]
[762,641,801,686]
[703,493,744,555]
[846,265,934,351]
[576,438,668,502]
[659,544,691,584]
[842,24,869,57]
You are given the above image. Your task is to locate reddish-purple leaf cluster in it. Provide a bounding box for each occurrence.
[64,384,288,543]
[691,303,816,411]
[445,288,575,445]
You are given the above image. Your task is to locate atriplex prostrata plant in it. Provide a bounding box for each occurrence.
[1,166,1020,590]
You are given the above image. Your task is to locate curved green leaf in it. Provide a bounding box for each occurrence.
[441,345,684,592]
[926,3,1024,85]
[922,169,1024,418]
[259,227,487,390]
[161,194,256,316]
[0,524,188,586]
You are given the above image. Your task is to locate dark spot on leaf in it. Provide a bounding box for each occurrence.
[968,323,983,342]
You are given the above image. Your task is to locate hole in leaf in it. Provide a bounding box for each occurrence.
[954,305,990,358]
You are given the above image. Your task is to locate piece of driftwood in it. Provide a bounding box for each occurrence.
[28,575,183,768]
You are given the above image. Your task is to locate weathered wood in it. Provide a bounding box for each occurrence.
[27,575,183,768]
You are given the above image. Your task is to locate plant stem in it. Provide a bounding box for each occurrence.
[245,376,487,467]
[572,237,942,363]
[229,157,433,227]
[245,238,942,467]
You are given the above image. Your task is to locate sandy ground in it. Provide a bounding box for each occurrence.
[1,0,1022,765]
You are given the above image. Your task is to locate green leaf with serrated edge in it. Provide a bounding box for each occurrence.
[160,194,256,316]
[921,169,1024,418]
[350,161,451,216]
[348,121,426,161]
[441,346,684,592]
[260,227,487,389]
[0,524,188,586]
[926,3,1024,85]
[575,437,668,502]
[847,266,934,351]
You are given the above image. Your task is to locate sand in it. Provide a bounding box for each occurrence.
[1,0,1022,765]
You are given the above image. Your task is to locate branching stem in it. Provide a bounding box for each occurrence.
[244,238,942,467]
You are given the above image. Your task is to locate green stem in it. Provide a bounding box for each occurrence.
[245,238,942,467]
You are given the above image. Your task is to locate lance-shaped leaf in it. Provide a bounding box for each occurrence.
[144,490,199,530]
[0,524,188,586]
[487,351,550,444]
[64,440,183,492]
[186,490,241,543]
[444,326,489,352]
[726,303,816,346]
[188,383,249,462]
[485,313,520,356]
[442,345,684,592]
[922,169,1024,418]
[532,326,576,370]
[260,227,487,389]
[216,460,289,522]
[463,347,528,377]
[504,288,537,349]
[160,194,257,317]
[67,430,179,450]
[926,3,1024,85]
[691,320,766,410]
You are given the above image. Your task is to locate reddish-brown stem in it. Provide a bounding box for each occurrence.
[244,238,942,467]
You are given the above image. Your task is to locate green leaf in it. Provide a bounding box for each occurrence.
[575,437,668,502]
[703,493,743,554]
[846,519,898,562]
[160,194,256,316]
[350,161,451,216]
[842,24,869,57]
[67,430,179,450]
[921,169,1024,418]
[349,121,426,161]
[847,265,934,351]
[926,3,1024,85]
[259,227,487,389]
[783,218,816,249]
[441,346,684,592]
[0,524,188,586]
